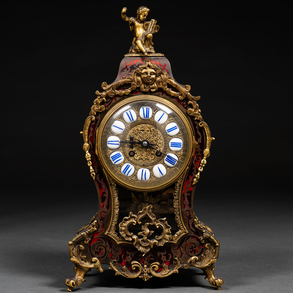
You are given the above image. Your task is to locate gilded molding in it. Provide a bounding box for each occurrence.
[192,121,215,185]
[172,175,188,241]
[105,177,120,239]
[81,115,95,144]
[81,115,96,180]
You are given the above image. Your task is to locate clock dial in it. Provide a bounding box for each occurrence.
[96,95,193,192]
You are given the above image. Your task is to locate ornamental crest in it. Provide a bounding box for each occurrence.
[89,60,201,121]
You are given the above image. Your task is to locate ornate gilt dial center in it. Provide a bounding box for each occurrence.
[129,124,164,161]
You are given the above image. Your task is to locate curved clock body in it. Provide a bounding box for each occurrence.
[66,56,223,291]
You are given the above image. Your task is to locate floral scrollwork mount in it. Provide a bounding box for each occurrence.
[119,205,172,256]
[89,60,200,116]
[110,258,181,281]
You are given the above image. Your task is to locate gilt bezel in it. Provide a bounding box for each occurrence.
[96,95,193,192]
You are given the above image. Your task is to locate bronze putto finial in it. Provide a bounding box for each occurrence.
[121,7,162,56]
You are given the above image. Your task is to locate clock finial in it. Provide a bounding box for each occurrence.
[121,7,162,56]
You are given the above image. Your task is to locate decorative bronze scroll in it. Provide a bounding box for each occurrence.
[119,205,172,256]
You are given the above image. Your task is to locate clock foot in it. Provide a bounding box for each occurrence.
[183,219,223,290]
[202,264,224,290]
[65,216,103,291]
[65,266,90,292]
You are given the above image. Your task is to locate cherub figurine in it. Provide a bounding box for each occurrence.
[121,6,160,55]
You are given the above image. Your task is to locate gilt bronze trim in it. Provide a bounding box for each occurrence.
[110,258,181,281]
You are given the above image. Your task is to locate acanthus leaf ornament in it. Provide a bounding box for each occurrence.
[187,99,203,121]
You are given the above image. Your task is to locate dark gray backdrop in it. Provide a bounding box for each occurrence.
[1,1,292,292]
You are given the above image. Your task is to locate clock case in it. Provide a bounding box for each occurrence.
[65,56,223,291]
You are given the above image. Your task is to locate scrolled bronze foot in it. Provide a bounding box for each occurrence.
[65,266,90,292]
[203,264,224,290]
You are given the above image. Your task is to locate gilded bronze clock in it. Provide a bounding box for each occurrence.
[65,6,224,292]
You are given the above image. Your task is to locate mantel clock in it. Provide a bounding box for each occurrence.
[65,6,224,291]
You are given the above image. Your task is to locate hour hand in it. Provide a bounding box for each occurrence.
[129,136,144,148]
[130,136,142,144]
[130,136,155,148]
[130,136,134,149]
[119,138,139,148]
[120,140,140,145]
